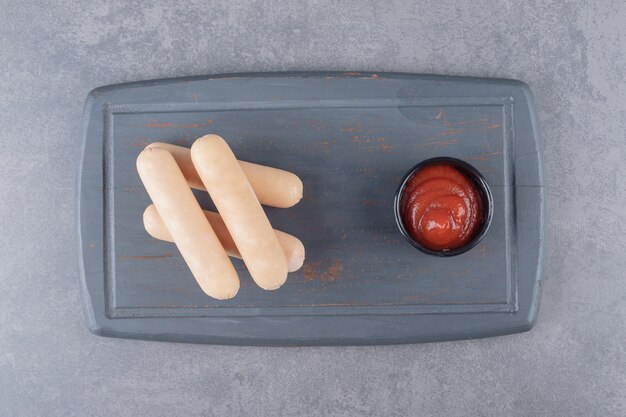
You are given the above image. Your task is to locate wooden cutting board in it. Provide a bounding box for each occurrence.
[77,72,545,345]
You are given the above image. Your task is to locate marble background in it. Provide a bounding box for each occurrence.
[1,1,625,415]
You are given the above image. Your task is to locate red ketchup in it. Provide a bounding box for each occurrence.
[400,163,484,251]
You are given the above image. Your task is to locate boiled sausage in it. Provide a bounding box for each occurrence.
[146,142,302,208]
[191,135,288,290]
[143,204,305,272]
[136,146,240,299]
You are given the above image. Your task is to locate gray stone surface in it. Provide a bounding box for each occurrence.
[0,0,624,415]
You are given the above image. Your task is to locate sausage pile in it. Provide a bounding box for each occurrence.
[136,134,304,300]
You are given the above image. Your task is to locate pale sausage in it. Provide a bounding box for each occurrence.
[191,135,288,290]
[136,147,240,299]
[143,205,305,273]
[145,142,302,208]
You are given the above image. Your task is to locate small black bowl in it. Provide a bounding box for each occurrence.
[393,157,494,257]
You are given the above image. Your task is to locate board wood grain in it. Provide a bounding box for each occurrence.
[77,72,545,345]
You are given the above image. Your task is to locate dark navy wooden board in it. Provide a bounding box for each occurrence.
[77,72,545,345]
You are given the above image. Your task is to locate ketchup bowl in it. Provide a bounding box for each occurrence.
[394,157,493,257]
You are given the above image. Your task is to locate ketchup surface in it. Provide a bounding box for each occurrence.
[400,163,484,251]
